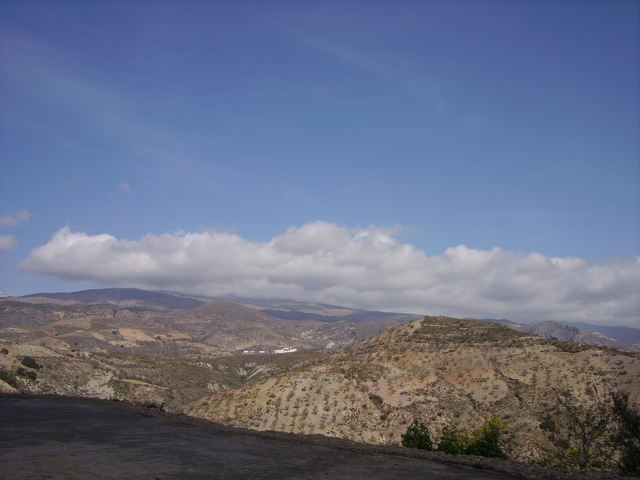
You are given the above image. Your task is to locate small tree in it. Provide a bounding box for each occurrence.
[401,419,433,451]
[466,415,507,459]
[438,417,507,459]
[612,391,640,476]
[539,389,618,470]
[438,421,468,455]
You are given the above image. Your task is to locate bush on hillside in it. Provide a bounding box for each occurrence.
[438,421,468,455]
[401,420,433,450]
[16,367,37,381]
[539,389,618,471]
[402,416,507,459]
[21,356,41,370]
[466,415,507,459]
[611,391,640,476]
[0,368,17,387]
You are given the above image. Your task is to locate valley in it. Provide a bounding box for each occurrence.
[1,288,638,476]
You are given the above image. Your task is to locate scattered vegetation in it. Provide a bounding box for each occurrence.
[402,415,507,459]
[414,316,536,347]
[401,392,640,476]
[549,338,607,354]
[611,391,640,476]
[16,367,37,381]
[533,389,640,475]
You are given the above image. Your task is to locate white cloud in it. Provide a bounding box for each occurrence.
[110,182,133,197]
[0,235,18,252]
[0,210,35,227]
[17,221,640,327]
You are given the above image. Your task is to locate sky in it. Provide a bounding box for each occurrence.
[1,1,638,327]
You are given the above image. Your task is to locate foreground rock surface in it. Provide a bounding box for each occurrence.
[0,395,631,480]
[0,394,515,480]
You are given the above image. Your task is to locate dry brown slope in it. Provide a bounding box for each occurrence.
[0,336,329,412]
[0,301,230,359]
[169,301,314,352]
[184,316,639,464]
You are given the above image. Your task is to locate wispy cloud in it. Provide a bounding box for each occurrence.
[2,34,213,190]
[290,28,446,114]
[118,182,132,194]
[0,210,35,227]
[0,235,18,252]
[109,182,133,197]
[18,221,640,327]
[2,35,134,136]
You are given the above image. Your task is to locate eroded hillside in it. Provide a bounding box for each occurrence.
[0,341,329,412]
[184,316,639,465]
[0,296,405,354]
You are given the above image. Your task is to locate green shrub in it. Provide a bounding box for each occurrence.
[21,356,41,370]
[437,416,507,459]
[401,419,433,451]
[612,391,640,476]
[539,390,617,470]
[466,415,507,459]
[438,421,468,455]
[16,367,37,381]
[0,369,17,387]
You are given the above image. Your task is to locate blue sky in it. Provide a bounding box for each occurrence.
[1,1,638,326]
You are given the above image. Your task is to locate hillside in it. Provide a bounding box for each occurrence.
[2,292,639,474]
[548,321,640,345]
[17,288,207,311]
[184,316,639,466]
[0,341,328,411]
[0,300,230,358]
[9,288,635,352]
[14,288,421,323]
[0,294,408,410]
[167,300,314,352]
[0,296,404,355]
[515,321,639,351]
[233,297,421,323]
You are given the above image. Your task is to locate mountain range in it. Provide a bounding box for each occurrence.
[1,288,420,354]
[477,318,639,346]
[1,287,638,474]
[6,287,637,351]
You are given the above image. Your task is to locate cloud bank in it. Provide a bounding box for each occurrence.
[18,222,640,327]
